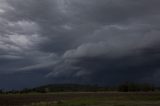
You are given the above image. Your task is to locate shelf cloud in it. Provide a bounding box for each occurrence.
[0,0,160,89]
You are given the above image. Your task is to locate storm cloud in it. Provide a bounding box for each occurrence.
[0,0,160,89]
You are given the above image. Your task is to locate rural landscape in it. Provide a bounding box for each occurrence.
[0,83,160,106]
[1,92,160,106]
[0,0,160,106]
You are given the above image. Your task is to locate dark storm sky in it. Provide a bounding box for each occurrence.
[0,0,160,89]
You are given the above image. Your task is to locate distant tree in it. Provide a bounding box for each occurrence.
[0,89,3,94]
[118,82,154,92]
[118,83,129,92]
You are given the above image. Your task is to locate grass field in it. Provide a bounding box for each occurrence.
[0,92,160,106]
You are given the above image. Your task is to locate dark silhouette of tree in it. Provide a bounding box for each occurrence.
[0,89,3,94]
[118,82,154,92]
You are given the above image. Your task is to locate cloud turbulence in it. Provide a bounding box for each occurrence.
[0,0,160,89]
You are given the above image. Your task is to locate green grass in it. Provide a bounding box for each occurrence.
[1,92,160,106]
[24,92,160,106]
[27,99,160,106]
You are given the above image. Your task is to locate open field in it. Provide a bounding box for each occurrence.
[0,92,160,106]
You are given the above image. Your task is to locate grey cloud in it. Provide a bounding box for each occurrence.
[60,0,160,24]
[0,0,160,89]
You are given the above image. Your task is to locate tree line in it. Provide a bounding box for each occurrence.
[0,83,157,94]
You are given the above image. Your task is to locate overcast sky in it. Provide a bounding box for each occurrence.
[0,0,160,89]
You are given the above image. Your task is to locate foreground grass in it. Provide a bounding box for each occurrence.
[27,100,160,106]
[1,92,160,106]
[28,101,160,106]
[25,92,160,106]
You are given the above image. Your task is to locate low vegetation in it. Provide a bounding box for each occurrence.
[0,83,156,94]
[0,92,160,106]
[0,83,159,106]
